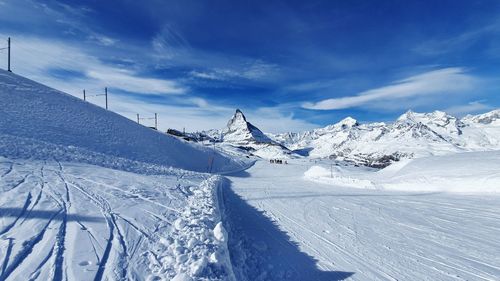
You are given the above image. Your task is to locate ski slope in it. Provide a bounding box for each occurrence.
[2,69,500,280]
[224,160,500,281]
[0,69,244,280]
[304,151,500,193]
[0,157,234,280]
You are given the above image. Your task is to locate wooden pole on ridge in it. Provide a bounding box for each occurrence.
[105,87,108,110]
[7,37,11,72]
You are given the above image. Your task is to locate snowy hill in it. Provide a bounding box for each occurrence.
[271,109,500,167]
[0,70,245,173]
[0,69,247,280]
[304,150,500,193]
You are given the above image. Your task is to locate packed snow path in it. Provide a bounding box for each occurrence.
[224,160,500,281]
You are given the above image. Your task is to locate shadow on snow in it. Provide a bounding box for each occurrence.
[221,177,354,281]
[0,208,103,222]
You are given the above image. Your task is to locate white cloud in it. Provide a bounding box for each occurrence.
[413,20,500,56]
[1,34,185,95]
[188,60,279,82]
[302,68,475,110]
[106,95,317,133]
[87,34,117,46]
[0,33,314,133]
[189,70,223,80]
[249,107,319,133]
[443,101,493,117]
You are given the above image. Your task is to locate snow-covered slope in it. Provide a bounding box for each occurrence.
[0,70,245,173]
[227,159,500,280]
[0,69,244,280]
[272,109,500,167]
[0,158,235,281]
[304,150,500,193]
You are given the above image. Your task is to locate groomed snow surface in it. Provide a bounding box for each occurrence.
[304,150,500,193]
[226,160,500,280]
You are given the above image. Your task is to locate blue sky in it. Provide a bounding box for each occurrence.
[1,0,500,132]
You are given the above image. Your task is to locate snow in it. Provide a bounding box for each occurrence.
[305,151,500,193]
[223,109,272,144]
[0,70,246,173]
[271,108,500,167]
[215,109,293,160]
[213,222,227,242]
[0,69,240,280]
[0,158,234,280]
[304,165,376,189]
[224,160,500,280]
[2,68,500,281]
[374,151,500,193]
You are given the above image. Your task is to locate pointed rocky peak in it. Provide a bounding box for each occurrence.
[226,109,248,129]
[234,108,246,120]
[223,109,272,143]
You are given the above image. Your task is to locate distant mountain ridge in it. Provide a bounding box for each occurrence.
[270,109,500,167]
[169,107,500,167]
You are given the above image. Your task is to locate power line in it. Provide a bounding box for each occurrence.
[137,113,158,130]
[82,88,108,110]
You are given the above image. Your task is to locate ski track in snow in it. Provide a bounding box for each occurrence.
[224,160,500,281]
[0,157,228,281]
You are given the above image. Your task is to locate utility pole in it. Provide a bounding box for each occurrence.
[154,113,158,130]
[330,163,333,178]
[105,87,108,110]
[137,114,140,124]
[7,37,11,72]
[83,89,86,101]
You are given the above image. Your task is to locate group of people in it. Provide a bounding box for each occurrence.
[269,159,287,164]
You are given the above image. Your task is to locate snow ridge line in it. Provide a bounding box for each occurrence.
[146,175,236,281]
[0,134,199,176]
[214,177,237,281]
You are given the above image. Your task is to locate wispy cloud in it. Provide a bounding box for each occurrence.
[302,67,475,110]
[413,20,500,56]
[152,25,191,60]
[188,60,278,82]
[105,95,318,133]
[1,34,185,95]
[443,101,493,117]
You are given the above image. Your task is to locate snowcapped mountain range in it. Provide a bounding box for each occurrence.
[189,108,500,167]
[272,109,500,167]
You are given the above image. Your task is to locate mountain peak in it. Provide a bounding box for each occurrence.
[463,109,500,124]
[337,117,358,128]
[227,109,248,129]
[223,109,272,144]
[397,110,417,122]
[234,108,246,119]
